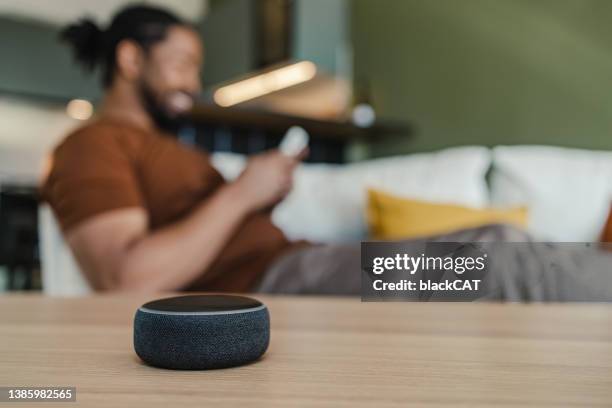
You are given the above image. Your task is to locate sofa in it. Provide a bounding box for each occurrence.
[213,145,612,243]
[40,144,612,295]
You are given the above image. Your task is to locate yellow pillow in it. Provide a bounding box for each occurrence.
[367,189,528,240]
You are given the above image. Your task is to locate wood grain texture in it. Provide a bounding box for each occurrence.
[1,293,612,407]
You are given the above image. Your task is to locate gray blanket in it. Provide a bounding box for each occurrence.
[256,224,612,301]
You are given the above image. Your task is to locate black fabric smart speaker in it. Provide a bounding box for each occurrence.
[134,294,270,370]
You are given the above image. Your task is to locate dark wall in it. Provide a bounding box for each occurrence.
[0,17,99,100]
[352,0,612,155]
[199,0,257,87]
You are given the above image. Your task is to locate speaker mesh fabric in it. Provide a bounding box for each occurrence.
[134,307,270,370]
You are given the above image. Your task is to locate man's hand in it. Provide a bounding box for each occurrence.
[232,150,301,212]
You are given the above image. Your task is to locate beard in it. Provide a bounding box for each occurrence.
[138,80,191,135]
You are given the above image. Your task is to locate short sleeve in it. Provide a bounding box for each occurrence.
[601,203,612,243]
[42,124,145,232]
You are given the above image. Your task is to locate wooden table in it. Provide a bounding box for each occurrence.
[1,294,612,407]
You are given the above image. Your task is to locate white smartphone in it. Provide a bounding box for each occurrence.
[279,126,309,157]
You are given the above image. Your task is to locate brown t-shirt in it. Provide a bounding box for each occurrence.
[601,203,612,243]
[42,118,299,292]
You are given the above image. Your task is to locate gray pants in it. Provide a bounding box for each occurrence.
[256,224,612,301]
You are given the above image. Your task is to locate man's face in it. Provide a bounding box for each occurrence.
[138,25,203,133]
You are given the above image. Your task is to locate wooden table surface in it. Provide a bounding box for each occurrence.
[1,294,612,407]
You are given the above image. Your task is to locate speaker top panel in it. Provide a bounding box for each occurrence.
[139,295,264,315]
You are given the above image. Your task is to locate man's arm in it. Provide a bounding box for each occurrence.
[66,151,297,292]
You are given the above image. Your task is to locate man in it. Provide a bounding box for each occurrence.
[44,5,306,292]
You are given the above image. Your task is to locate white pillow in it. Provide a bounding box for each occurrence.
[210,152,246,181]
[490,145,612,241]
[213,147,491,243]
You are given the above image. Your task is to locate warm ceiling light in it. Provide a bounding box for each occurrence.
[66,99,93,120]
[213,61,317,107]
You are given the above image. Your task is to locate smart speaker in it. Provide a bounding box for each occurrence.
[134,294,270,370]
